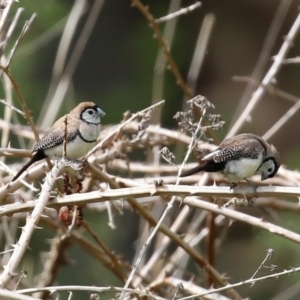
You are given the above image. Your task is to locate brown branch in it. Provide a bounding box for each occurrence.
[206,212,216,288]
[40,217,138,286]
[131,0,192,99]
[82,221,130,284]
[63,116,68,157]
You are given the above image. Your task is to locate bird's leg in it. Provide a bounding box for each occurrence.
[229,182,255,204]
[229,182,237,191]
[244,178,259,198]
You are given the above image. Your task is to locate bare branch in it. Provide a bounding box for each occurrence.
[156,2,202,24]
[228,11,300,137]
[131,0,192,99]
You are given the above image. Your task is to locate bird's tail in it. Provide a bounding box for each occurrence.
[12,151,47,181]
[180,164,206,177]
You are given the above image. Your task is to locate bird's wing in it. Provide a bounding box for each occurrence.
[213,139,263,163]
[33,130,79,152]
[33,116,78,152]
[33,115,80,152]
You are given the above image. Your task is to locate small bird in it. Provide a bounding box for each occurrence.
[12,102,105,181]
[180,133,280,184]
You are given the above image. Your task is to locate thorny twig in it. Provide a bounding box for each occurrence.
[250,248,275,281]
[178,265,300,300]
[155,2,202,24]
[5,13,36,67]
[88,100,165,156]
[227,11,300,137]
[131,0,192,99]
[0,99,25,116]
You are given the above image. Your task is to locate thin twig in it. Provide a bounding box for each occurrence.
[185,14,215,97]
[263,100,300,140]
[151,0,179,125]
[179,264,300,300]
[233,76,300,140]
[5,13,36,67]
[15,17,67,58]
[281,56,300,64]
[83,221,129,283]
[229,0,291,127]
[1,73,14,163]
[0,66,40,141]
[131,0,192,99]
[250,249,274,280]
[105,201,116,229]
[0,161,38,191]
[155,2,202,24]
[87,100,165,156]
[227,11,300,137]
[18,286,166,300]
[233,76,300,104]
[161,277,230,300]
[0,0,15,33]
[51,0,87,79]
[1,7,23,54]
[0,99,25,115]
[0,289,39,300]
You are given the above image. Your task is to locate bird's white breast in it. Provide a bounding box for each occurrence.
[223,152,263,182]
[44,136,96,159]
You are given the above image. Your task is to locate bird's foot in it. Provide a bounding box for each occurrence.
[62,157,83,168]
[245,179,259,198]
[61,158,85,186]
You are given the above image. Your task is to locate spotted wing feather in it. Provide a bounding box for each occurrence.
[33,114,81,152]
[212,137,264,163]
[33,129,78,152]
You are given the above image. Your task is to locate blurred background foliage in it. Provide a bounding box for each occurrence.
[2,0,300,299]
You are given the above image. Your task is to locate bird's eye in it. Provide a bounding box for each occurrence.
[268,168,272,172]
[88,110,93,115]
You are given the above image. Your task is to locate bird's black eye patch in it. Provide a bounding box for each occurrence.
[88,110,93,115]
[268,168,272,172]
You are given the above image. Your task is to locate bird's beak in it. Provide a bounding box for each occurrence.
[97,107,105,116]
[261,173,268,181]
